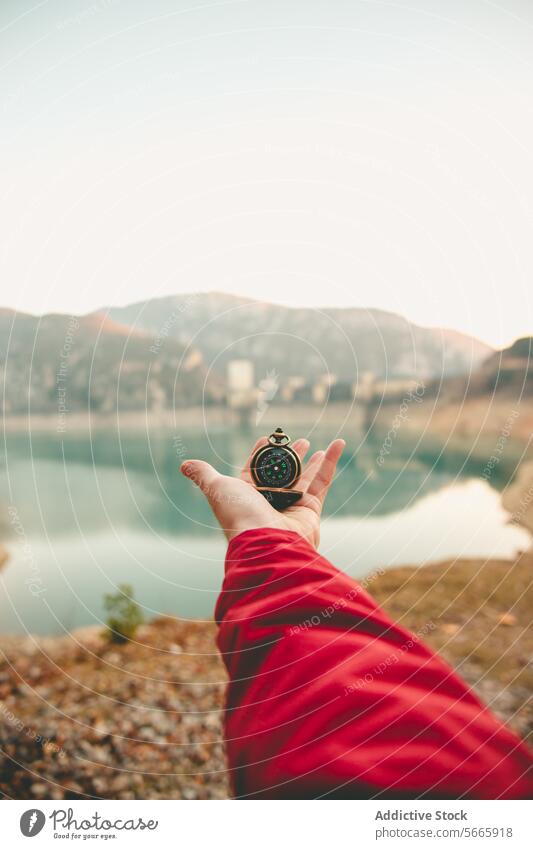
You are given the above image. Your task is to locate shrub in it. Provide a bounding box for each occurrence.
[103,583,144,643]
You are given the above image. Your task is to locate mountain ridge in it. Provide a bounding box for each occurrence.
[0,293,500,417]
[100,291,493,383]
[96,290,493,351]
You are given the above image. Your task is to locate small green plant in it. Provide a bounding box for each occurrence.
[103,583,144,643]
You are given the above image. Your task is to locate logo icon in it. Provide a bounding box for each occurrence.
[20,809,45,837]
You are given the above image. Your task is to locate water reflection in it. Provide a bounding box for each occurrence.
[0,427,528,635]
[0,428,514,540]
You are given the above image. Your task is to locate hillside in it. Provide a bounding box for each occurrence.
[0,309,220,416]
[0,294,493,419]
[104,292,491,383]
[426,336,533,403]
[367,335,533,455]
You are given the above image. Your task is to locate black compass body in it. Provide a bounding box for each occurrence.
[251,428,303,510]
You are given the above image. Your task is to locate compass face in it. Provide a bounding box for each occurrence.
[251,445,300,489]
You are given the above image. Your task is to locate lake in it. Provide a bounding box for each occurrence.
[0,427,529,635]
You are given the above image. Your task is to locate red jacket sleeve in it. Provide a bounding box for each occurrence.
[215,527,533,799]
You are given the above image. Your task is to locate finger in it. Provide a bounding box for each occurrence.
[240,436,268,482]
[291,437,310,462]
[306,439,345,505]
[298,449,325,490]
[181,459,221,503]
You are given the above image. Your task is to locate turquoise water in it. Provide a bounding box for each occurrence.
[0,429,529,635]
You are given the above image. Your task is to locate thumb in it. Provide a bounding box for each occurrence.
[180,459,220,498]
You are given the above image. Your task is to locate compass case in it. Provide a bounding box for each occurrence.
[250,428,303,511]
[255,486,303,510]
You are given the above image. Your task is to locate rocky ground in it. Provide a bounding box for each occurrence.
[1,545,532,800]
[0,617,229,799]
[371,551,533,745]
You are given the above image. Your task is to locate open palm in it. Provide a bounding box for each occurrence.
[181,436,345,548]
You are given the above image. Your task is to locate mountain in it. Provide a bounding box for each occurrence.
[369,335,533,453]
[0,294,494,417]
[103,292,491,384]
[478,336,533,395]
[0,310,215,416]
[428,336,533,402]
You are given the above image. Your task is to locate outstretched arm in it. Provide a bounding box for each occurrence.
[216,528,532,799]
[181,437,533,799]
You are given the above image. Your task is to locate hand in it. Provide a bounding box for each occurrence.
[180,436,345,548]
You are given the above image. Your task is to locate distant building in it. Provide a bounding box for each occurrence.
[312,374,337,405]
[373,378,424,399]
[292,383,315,404]
[354,371,376,401]
[280,376,306,403]
[226,359,255,409]
[328,381,354,402]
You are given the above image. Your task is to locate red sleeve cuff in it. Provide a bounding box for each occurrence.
[225,527,316,571]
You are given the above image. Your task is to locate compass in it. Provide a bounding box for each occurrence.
[250,428,303,511]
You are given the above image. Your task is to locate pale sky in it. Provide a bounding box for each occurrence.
[1,0,533,347]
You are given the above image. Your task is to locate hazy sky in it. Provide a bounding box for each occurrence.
[1,0,533,346]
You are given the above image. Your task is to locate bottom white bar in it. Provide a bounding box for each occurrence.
[2,799,531,848]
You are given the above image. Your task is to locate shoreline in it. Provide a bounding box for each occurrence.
[502,460,533,536]
[2,395,532,433]
[3,397,531,453]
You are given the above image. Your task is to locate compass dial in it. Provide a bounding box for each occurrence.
[251,446,300,489]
